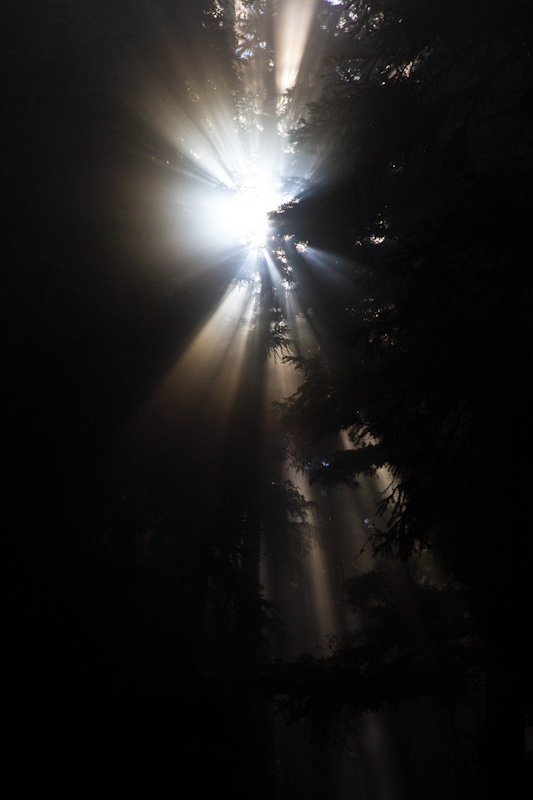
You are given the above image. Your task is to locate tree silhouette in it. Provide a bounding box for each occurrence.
[271,1,533,795]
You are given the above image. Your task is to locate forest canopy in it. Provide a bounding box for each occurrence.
[268,1,533,795]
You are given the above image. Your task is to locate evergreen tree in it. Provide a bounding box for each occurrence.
[271,1,533,795]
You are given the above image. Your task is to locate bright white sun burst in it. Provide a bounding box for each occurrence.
[144,0,323,265]
[213,179,284,250]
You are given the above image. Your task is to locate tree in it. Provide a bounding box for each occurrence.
[270,0,533,795]
[262,560,485,797]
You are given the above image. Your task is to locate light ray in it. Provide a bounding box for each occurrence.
[107,1,330,283]
[108,6,442,797]
[125,279,258,456]
[274,0,320,95]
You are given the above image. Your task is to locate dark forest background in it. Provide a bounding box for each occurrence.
[3,1,533,798]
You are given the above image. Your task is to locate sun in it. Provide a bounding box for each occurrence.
[214,179,284,251]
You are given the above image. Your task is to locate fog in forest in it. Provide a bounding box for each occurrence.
[4,2,533,798]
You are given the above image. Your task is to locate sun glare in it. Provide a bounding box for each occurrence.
[214,179,284,250]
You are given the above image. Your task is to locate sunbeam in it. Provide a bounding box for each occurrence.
[126,277,259,457]
[109,4,418,798]
[111,0,330,278]
[275,0,319,95]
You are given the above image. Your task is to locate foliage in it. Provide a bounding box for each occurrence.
[261,563,483,746]
[275,0,533,559]
[266,3,533,795]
